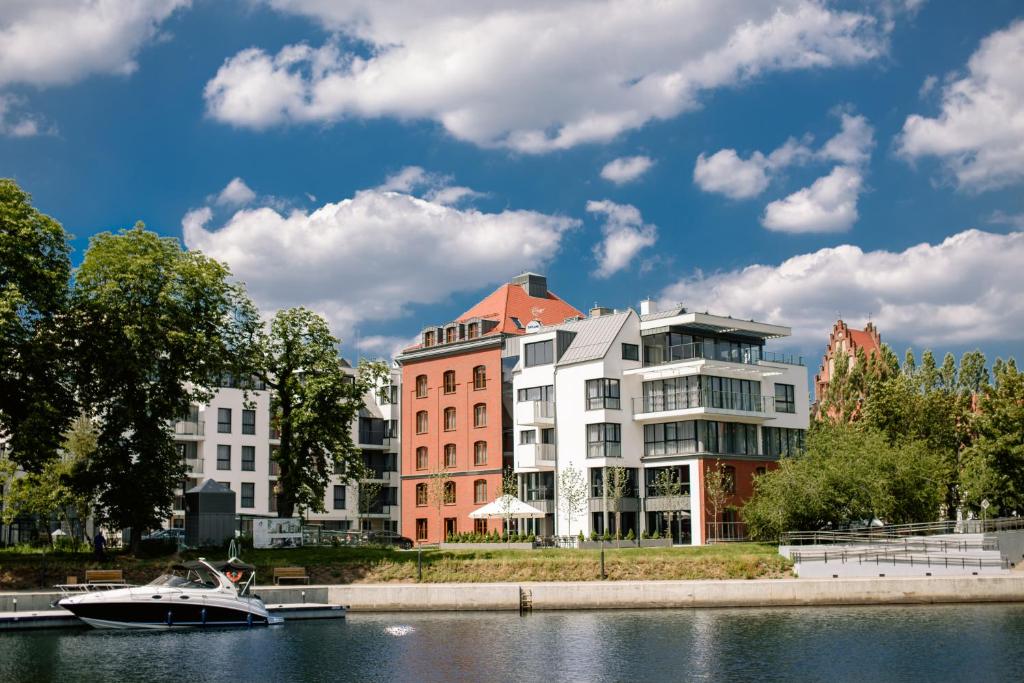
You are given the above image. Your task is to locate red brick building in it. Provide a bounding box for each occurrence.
[396,274,581,544]
[814,319,882,399]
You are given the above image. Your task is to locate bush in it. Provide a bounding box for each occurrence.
[602,531,612,542]
[578,531,585,543]
[589,531,598,541]
[640,530,649,540]
[53,536,79,552]
[625,529,635,541]
[651,530,660,539]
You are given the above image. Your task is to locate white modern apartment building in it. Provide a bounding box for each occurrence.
[512,301,809,544]
[169,365,402,535]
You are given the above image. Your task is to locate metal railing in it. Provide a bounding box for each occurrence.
[781,516,1024,545]
[705,521,748,542]
[761,350,804,366]
[173,420,204,436]
[791,551,1008,570]
[643,342,804,367]
[790,536,998,562]
[633,389,772,415]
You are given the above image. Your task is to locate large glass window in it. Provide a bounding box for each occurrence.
[520,429,536,445]
[524,340,554,367]
[241,445,255,471]
[704,376,762,412]
[622,343,639,361]
[241,409,256,435]
[643,421,698,456]
[217,444,231,470]
[641,377,701,412]
[517,385,554,402]
[586,423,621,458]
[241,483,254,508]
[524,472,554,501]
[217,407,232,433]
[763,427,805,457]
[586,378,621,410]
[333,485,346,510]
[774,383,796,413]
[644,466,691,497]
[701,421,759,456]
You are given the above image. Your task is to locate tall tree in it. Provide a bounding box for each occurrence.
[260,307,387,519]
[425,466,453,538]
[557,465,587,538]
[605,466,629,539]
[72,224,260,551]
[961,361,1024,515]
[0,179,75,472]
[704,460,731,543]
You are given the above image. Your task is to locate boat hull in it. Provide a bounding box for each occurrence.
[59,593,272,629]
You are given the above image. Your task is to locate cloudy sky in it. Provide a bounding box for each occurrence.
[2,1,1022,378]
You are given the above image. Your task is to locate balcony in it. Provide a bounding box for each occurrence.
[644,341,804,368]
[517,443,556,469]
[358,427,387,448]
[185,458,204,475]
[632,389,774,422]
[524,498,555,514]
[588,497,639,513]
[515,400,555,427]
[173,420,204,440]
[643,494,691,513]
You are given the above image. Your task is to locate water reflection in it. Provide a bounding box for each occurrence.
[1,604,1023,682]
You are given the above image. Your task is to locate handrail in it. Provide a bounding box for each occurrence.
[634,389,772,415]
[643,342,805,367]
[781,516,1024,545]
[791,550,1008,570]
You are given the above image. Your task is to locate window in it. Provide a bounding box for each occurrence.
[333,485,346,510]
[242,409,256,435]
[641,376,701,412]
[416,483,428,506]
[473,365,487,390]
[416,518,428,541]
[443,370,456,394]
[705,376,762,412]
[517,385,554,402]
[416,410,428,434]
[474,479,488,503]
[445,327,456,343]
[586,378,621,410]
[524,340,554,367]
[520,429,537,445]
[241,445,255,471]
[217,407,232,433]
[586,423,621,458]
[474,441,487,465]
[541,428,555,444]
[444,407,457,431]
[775,383,796,413]
[473,403,487,427]
[217,444,231,470]
[622,343,640,361]
[467,323,478,339]
[444,481,456,505]
[444,444,457,468]
[416,447,428,470]
[241,483,254,509]
[416,374,428,398]
[755,466,767,477]
[643,421,698,457]
[424,331,435,347]
[763,427,805,457]
[382,385,399,404]
[474,519,488,535]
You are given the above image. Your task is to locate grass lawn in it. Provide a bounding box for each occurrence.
[0,543,790,590]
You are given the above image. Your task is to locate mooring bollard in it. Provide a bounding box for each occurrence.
[12,598,17,613]
[301,590,306,604]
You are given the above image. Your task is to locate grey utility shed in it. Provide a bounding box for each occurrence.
[184,479,236,548]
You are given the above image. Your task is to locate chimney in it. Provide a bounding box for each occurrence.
[639,298,654,315]
[512,272,548,298]
[590,306,614,318]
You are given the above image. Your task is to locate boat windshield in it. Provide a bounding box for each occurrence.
[147,566,221,589]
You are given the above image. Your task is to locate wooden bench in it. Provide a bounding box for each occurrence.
[272,567,309,585]
[85,569,124,584]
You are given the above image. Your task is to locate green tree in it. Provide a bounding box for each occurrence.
[0,179,75,472]
[604,466,629,539]
[259,307,387,519]
[354,459,385,536]
[704,460,731,543]
[425,465,453,539]
[71,224,260,551]
[961,361,1024,515]
[557,464,587,537]
[652,468,685,539]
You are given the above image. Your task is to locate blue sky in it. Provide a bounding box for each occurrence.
[2,1,1022,377]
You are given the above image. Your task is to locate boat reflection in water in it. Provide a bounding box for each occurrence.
[58,557,282,629]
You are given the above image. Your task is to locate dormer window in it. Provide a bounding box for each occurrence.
[424,331,435,347]
[467,323,478,339]
[445,327,456,344]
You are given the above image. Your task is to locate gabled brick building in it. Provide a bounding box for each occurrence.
[814,320,882,400]
[395,273,581,544]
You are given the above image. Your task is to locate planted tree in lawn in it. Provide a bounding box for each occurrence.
[498,467,518,538]
[605,465,629,540]
[704,460,731,543]
[653,468,684,540]
[0,179,76,473]
[355,460,386,536]
[259,307,388,519]
[425,466,453,540]
[558,464,587,538]
[72,224,260,551]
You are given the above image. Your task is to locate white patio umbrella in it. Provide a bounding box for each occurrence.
[469,495,546,519]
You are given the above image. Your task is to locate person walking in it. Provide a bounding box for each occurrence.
[93,530,106,561]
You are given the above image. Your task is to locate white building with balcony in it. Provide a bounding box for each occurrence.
[169,366,402,536]
[511,301,809,544]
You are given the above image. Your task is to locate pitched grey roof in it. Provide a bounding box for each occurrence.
[553,310,632,366]
[640,306,686,321]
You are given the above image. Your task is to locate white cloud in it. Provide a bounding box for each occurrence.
[694,112,872,201]
[354,334,418,361]
[206,1,890,152]
[216,177,257,207]
[587,200,658,278]
[988,210,1024,229]
[761,165,863,233]
[600,156,654,185]
[918,74,938,98]
[0,1,189,88]
[378,166,431,193]
[658,228,1024,348]
[182,182,578,337]
[0,94,50,137]
[898,20,1024,191]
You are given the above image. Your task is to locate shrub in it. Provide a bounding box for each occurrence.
[625,529,635,541]
[578,531,585,543]
[651,530,660,539]
[137,538,177,557]
[589,531,598,541]
[527,534,535,543]
[602,531,611,542]
[640,530,649,540]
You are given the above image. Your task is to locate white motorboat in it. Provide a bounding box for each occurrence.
[58,557,283,629]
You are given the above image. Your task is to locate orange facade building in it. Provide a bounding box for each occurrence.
[397,274,581,544]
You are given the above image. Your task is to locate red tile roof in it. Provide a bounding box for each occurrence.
[458,283,582,335]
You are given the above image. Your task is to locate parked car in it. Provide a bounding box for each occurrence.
[363,530,413,550]
[144,528,185,542]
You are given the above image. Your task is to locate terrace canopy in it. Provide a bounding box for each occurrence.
[469,495,546,519]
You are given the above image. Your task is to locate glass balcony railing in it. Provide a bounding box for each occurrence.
[173,420,204,436]
[633,389,773,415]
[644,342,804,367]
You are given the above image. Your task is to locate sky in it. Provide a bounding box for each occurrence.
[2,1,1022,382]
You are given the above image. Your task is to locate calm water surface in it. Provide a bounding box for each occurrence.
[2,604,1023,682]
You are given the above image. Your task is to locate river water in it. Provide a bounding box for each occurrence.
[2,604,1022,682]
